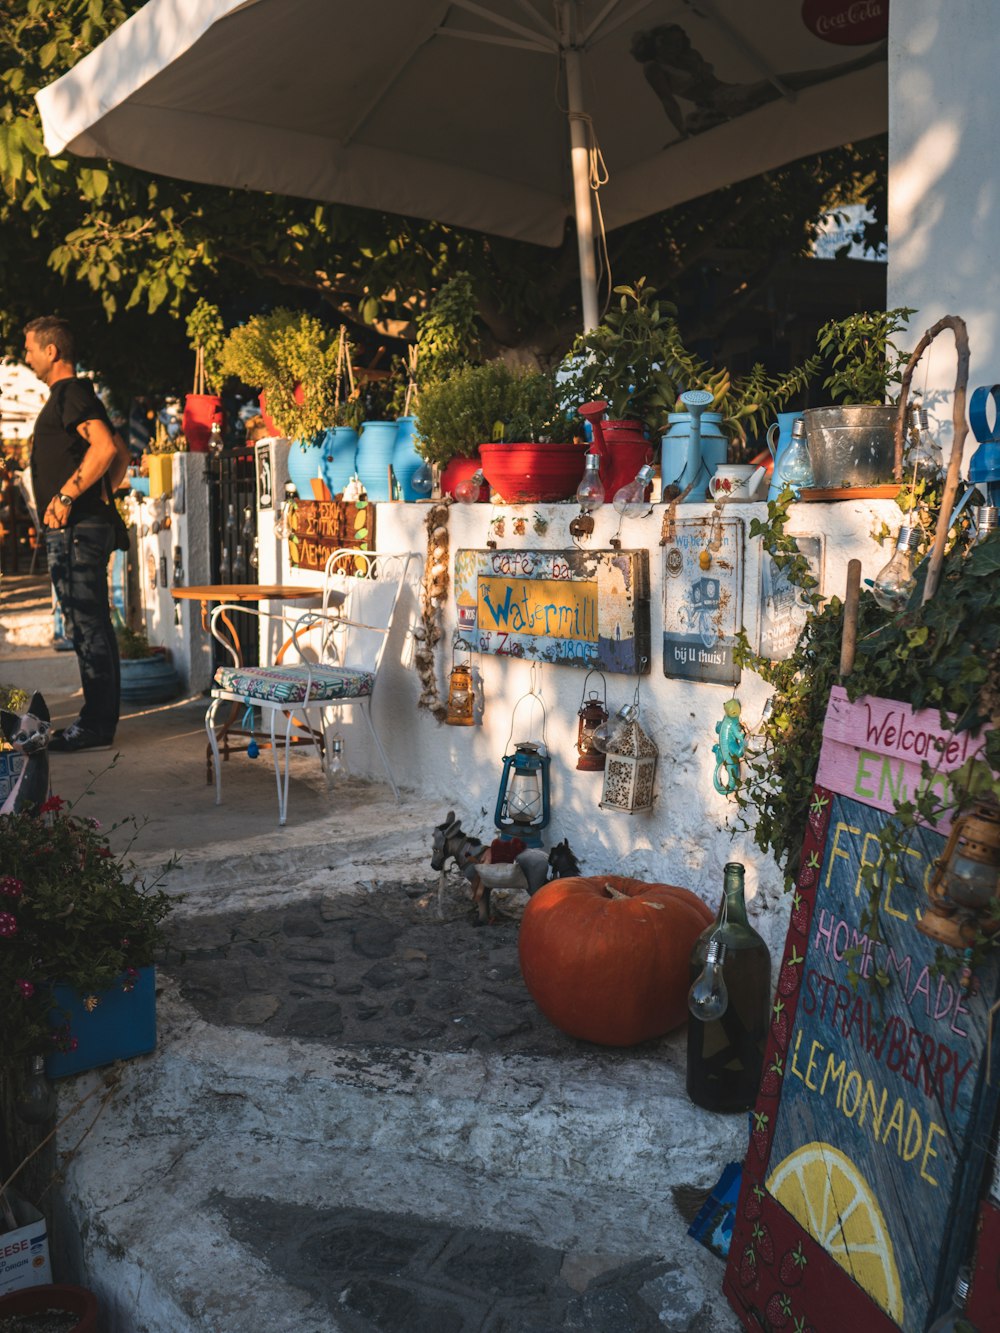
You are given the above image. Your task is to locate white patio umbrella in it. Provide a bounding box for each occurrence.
[36,0,887,330]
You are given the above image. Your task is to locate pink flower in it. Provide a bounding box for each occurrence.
[88,817,102,829]
[0,913,18,937]
[15,979,34,998]
[39,795,65,814]
[0,876,23,898]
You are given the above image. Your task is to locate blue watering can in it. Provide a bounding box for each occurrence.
[765,411,804,501]
[660,389,727,502]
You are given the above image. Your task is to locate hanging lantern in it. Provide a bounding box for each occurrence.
[446,638,476,726]
[495,672,551,847]
[599,664,657,814]
[917,800,1000,949]
[576,670,608,771]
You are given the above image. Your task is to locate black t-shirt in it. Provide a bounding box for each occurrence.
[30,378,115,523]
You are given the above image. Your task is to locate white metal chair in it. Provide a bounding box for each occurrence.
[205,549,416,824]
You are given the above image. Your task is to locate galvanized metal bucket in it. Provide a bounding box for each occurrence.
[801,405,897,488]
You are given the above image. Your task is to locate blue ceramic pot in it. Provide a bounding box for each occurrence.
[355,420,397,501]
[391,416,426,501]
[319,426,359,497]
[46,965,157,1078]
[286,434,325,498]
[120,652,181,703]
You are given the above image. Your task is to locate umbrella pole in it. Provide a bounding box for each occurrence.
[563,28,599,331]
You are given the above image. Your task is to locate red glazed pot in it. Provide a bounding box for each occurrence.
[0,1284,99,1332]
[182,393,223,453]
[440,455,489,502]
[594,420,654,499]
[479,441,588,503]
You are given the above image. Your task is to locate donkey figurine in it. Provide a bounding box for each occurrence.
[431,811,581,925]
[0,691,52,815]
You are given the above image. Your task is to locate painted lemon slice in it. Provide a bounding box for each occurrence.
[767,1140,903,1323]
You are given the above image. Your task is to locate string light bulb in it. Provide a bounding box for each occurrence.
[871,523,921,612]
[454,469,486,504]
[612,464,655,518]
[688,936,729,1021]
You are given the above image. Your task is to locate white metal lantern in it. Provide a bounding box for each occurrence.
[599,664,657,813]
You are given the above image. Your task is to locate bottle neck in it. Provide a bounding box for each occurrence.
[721,863,749,925]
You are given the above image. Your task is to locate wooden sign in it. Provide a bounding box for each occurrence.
[287,500,373,571]
[724,692,999,1331]
[662,517,744,685]
[453,548,650,673]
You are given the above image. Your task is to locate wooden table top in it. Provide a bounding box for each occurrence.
[170,584,325,602]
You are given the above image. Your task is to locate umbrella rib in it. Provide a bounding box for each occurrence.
[508,0,560,41]
[342,33,440,147]
[449,0,559,50]
[436,28,554,54]
[680,0,794,100]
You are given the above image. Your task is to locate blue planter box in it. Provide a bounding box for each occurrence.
[45,966,157,1079]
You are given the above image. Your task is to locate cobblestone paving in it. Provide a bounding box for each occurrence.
[162,879,670,1063]
[216,1195,718,1333]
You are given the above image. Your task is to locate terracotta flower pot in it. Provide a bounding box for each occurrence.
[479,441,588,503]
[0,1284,99,1332]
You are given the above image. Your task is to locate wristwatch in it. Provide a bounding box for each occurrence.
[56,492,74,506]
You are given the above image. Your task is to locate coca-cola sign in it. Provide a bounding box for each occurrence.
[801,0,888,45]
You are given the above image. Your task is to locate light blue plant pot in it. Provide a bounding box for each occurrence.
[319,426,359,498]
[392,416,426,501]
[286,434,325,498]
[355,420,398,501]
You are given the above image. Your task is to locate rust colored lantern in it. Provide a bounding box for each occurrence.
[576,670,608,771]
[445,638,476,726]
[918,799,1000,949]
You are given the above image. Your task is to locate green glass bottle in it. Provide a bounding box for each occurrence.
[686,862,771,1113]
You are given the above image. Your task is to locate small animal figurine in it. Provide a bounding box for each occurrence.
[712,697,746,797]
[547,839,581,881]
[0,692,52,815]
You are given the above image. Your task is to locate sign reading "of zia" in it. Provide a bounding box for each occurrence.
[453,549,650,673]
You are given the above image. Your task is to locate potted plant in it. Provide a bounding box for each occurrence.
[803,307,915,489]
[218,308,340,497]
[561,279,685,497]
[117,623,180,704]
[0,784,174,1080]
[418,360,583,503]
[182,298,226,454]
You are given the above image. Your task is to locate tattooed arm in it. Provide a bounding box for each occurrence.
[43,415,126,528]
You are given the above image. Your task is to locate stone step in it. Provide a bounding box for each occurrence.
[0,646,81,696]
[56,980,744,1332]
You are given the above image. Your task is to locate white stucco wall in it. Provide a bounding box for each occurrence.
[888,0,997,455]
[252,495,901,959]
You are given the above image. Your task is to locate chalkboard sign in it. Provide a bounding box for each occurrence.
[724,690,999,1331]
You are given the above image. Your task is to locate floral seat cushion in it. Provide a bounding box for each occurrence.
[213,663,373,704]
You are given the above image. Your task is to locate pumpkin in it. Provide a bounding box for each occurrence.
[518,875,714,1047]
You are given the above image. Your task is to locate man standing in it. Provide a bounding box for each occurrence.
[25,316,130,752]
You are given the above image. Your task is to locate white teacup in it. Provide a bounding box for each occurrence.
[709,464,766,502]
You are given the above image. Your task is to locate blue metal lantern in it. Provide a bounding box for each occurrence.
[494,671,551,847]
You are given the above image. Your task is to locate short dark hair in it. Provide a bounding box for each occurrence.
[25,316,75,365]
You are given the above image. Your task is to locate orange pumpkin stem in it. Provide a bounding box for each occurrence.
[604,884,664,908]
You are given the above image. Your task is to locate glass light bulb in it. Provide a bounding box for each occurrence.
[613,465,655,517]
[15,1056,57,1124]
[775,419,814,492]
[575,454,605,513]
[688,937,729,1021]
[454,469,486,504]
[905,405,943,486]
[325,734,346,787]
[591,703,637,753]
[411,461,433,496]
[871,524,920,612]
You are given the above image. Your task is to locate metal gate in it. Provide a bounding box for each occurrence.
[206,446,260,669]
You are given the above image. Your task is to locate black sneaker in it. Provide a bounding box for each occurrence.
[48,722,115,753]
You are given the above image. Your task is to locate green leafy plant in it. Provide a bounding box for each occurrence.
[415,360,574,465]
[563,279,684,435]
[816,307,915,405]
[185,298,227,396]
[0,785,176,1067]
[218,308,340,441]
[115,623,154,660]
[415,272,481,390]
[734,491,1000,977]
